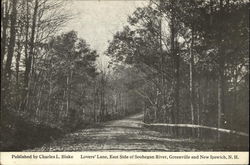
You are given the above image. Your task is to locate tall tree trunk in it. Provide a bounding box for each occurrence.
[217,0,225,142]
[15,25,23,112]
[25,0,38,87]
[189,29,195,126]
[1,1,9,74]
[20,0,30,112]
[217,56,225,141]
[5,0,18,79]
[231,66,238,130]
[170,18,176,126]
[201,82,206,139]
[159,16,166,123]
[24,0,29,87]
[15,43,21,87]
[1,1,10,116]
[175,41,180,136]
[197,82,201,138]
[170,2,180,129]
[189,28,196,137]
[15,21,24,87]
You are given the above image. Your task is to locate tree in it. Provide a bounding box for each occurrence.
[4,0,17,87]
[106,0,249,141]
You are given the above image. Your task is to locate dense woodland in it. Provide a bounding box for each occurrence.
[1,0,249,151]
[106,0,249,140]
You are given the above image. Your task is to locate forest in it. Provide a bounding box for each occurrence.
[1,0,249,151]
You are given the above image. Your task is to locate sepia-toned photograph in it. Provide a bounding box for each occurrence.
[0,0,249,153]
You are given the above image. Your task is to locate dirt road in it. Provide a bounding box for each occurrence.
[28,113,212,151]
